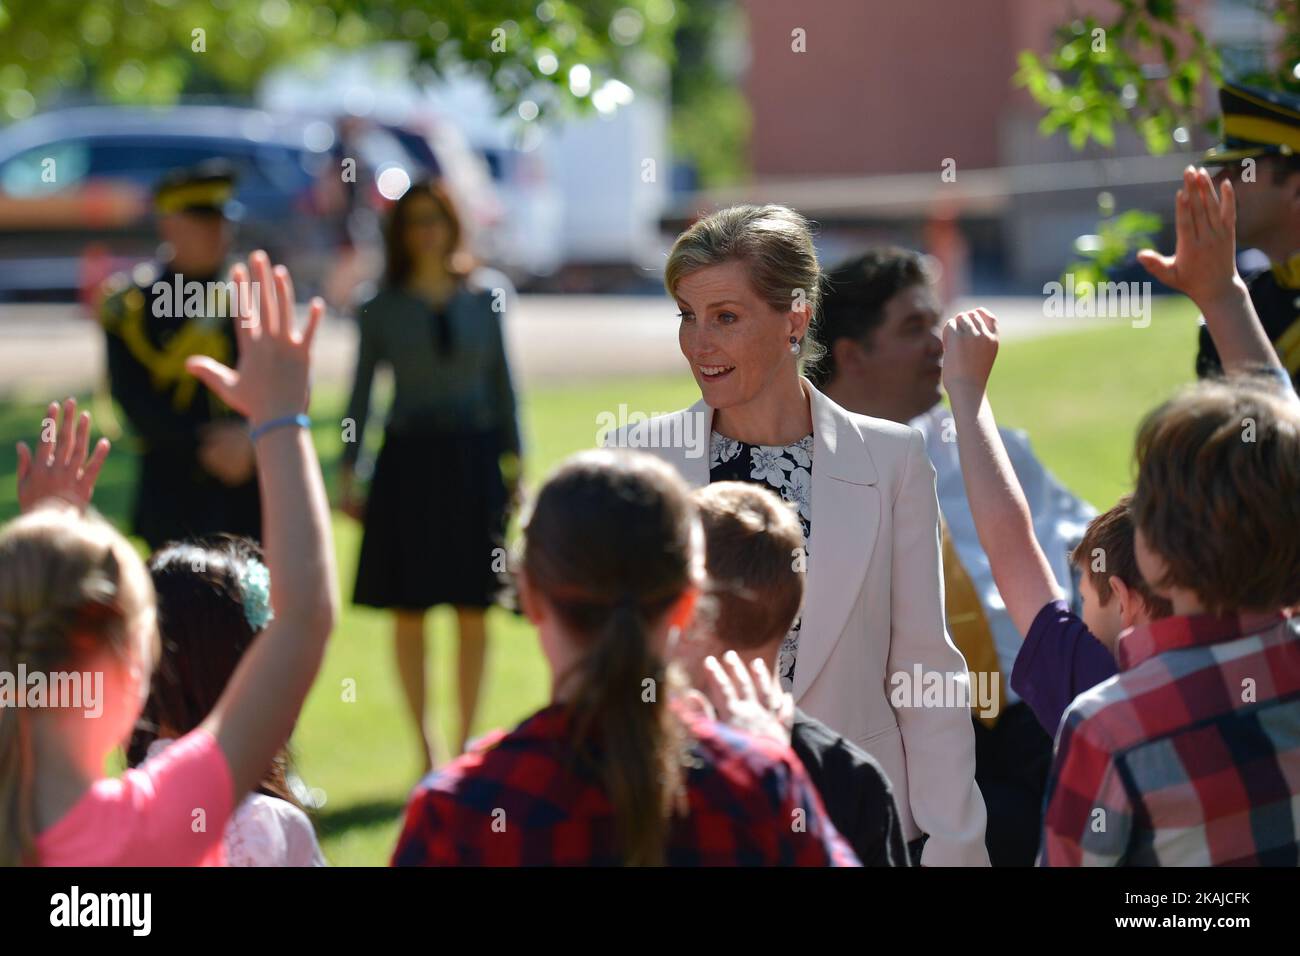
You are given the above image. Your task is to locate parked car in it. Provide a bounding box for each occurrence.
[0,104,431,302]
[259,47,566,286]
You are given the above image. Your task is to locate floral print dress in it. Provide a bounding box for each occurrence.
[708,430,814,689]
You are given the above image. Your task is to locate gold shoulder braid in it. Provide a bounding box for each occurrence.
[112,290,233,411]
[1265,253,1300,378]
[1276,319,1300,378]
[1268,251,1300,289]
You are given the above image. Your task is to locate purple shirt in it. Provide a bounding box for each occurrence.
[1009,600,1118,736]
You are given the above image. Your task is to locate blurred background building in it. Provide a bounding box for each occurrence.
[665,0,1280,292]
[0,0,1284,307]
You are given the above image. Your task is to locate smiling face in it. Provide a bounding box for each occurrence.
[675,260,808,409]
[855,282,945,422]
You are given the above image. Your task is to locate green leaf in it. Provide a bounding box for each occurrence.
[0,0,678,118]
[1068,119,1090,149]
[1092,113,1116,147]
[1146,0,1177,25]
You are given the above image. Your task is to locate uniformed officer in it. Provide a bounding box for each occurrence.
[1200,80,1300,386]
[99,160,261,548]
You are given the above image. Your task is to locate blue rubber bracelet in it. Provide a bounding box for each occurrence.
[249,413,311,443]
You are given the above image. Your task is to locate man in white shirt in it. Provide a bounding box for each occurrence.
[810,248,1094,865]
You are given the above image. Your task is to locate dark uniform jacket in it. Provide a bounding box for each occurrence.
[99,265,261,548]
[1198,256,1300,388]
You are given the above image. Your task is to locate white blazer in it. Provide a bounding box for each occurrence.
[608,379,989,866]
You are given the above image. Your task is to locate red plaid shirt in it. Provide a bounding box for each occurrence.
[391,703,859,866]
[1040,609,1300,866]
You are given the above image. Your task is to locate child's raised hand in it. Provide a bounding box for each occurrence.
[1137,166,1240,307]
[702,651,793,747]
[185,251,324,428]
[941,308,1000,399]
[16,397,111,514]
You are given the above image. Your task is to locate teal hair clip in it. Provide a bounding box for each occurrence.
[238,558,275,632]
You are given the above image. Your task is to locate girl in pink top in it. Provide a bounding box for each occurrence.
[1,253,337,866]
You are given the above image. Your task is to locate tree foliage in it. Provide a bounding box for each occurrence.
[1018,1,1300,278]
[0,0,678,121]
[1015,0,1223,155]
[668,0,750,187]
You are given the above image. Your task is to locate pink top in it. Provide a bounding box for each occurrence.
[35,729,235,867]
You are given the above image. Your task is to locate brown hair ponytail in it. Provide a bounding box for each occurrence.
[521,450,700,865]
[566,597,683,866]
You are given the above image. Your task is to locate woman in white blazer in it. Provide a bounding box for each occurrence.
[606,205,988,866]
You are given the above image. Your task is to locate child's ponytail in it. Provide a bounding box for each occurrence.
[521,451,699,865]
[565,593,685,865]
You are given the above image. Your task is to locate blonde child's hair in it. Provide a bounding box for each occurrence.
[0,506,155,866]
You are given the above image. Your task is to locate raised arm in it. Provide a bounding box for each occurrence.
[941,309,1064,638]
[187,252,339,804]
[1138,166,1284,377]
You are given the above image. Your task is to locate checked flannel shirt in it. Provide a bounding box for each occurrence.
[392,703,860,866]
[1040,610,1300,866]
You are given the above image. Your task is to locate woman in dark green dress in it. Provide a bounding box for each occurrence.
[339,180,523,772]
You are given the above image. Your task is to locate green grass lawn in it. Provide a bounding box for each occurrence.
[0,299,1198,865]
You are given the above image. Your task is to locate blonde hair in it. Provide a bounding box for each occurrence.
[0,506,155,866]
[665,204,826,371]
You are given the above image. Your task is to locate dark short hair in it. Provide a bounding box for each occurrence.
[1070,495,1173,619]
[808,247,932,387]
